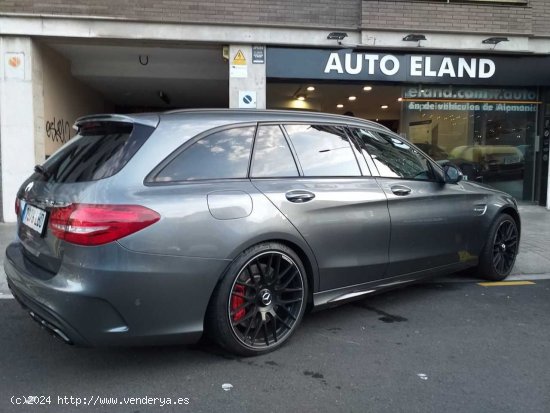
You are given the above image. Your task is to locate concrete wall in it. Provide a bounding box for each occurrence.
[362,1,531,35]
[0,0,361,29]
[3,1,550,38]
[361,1,545,37]
[228,45,266,110]
[0,38,108,222]
[0,36,35,222]
[38,43,107,158]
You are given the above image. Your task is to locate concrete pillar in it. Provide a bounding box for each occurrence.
[228,45,266,109]
[0,36,37,222]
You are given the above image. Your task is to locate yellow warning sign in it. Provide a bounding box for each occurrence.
[232,50,247,65]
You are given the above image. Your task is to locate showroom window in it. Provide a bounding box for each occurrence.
[154,126,255,182]
[283,124,361,177]
[401,85,538,200]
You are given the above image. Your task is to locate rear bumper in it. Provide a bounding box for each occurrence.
[8,278,86,345]
[5,241,229,346]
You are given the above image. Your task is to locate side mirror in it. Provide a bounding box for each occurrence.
[444,164,463,184]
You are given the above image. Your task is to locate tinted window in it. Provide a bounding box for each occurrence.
[155,126,255,182]
[251,125,299,178]
[283,124,360,177]
[39,122,150,183]
[351,129,434,180]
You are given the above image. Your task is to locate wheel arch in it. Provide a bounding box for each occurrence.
[498,206,521,242]
[221,234,319,304]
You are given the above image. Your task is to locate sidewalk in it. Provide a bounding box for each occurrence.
[1,204,549,296]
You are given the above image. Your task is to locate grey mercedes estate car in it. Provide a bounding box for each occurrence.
[5,109,520,356]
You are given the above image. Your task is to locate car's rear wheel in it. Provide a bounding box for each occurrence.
[206,242,308,356]
[475,213,519,281]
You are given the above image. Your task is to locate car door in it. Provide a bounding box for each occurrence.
[250,123,390,291]
[348,127,485,278]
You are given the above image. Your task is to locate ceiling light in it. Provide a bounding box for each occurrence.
[363,86,373,91]
[403,34,426,42]
[296,96,306,101]
[397,97,403,102]
[306,86,315,91]
[336,104,344,108]
[381,105,389,109]
[348,96,357,101]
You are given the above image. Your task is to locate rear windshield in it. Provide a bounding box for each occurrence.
[38,121,153,183]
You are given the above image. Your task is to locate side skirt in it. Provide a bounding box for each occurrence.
[312,260,475,310]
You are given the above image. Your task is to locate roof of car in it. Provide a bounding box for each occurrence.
[75,109,391,132]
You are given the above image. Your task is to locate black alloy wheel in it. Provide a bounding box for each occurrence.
[492,219,519,276]
[228,251,304,349]
[207,242,308,356]
[475,213,519,281]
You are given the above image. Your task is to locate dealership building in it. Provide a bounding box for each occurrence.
[1,0,550,222]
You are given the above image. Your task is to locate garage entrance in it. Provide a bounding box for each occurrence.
[38,40,229,157]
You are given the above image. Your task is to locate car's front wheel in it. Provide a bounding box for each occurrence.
[475,213,519,281]
[206,242,308,356]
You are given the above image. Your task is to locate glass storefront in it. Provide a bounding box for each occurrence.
[266,47,549,203]
[401,85,538,200]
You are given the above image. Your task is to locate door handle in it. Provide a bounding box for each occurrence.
[390,185,411,196]
[285,190,316,203]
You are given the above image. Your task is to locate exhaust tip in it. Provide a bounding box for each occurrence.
[29,311,73,345]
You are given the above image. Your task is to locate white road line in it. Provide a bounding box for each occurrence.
[0,293,14,299]
[508,274,550,281]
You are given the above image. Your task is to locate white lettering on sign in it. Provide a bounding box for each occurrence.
[410,56,423,76]
[380,55,400,76]
[324,53,343,73]
[324,53,496,80]
[479,59,496,78]
[458,58,476,78]
[345,54,362,75]
[364,55,380,75]
[438,57,456,78]
[424,57,437,77]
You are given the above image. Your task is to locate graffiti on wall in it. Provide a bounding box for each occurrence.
[45,118,72,144]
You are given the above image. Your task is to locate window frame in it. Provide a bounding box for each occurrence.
[277,122,366,179]
[145,122,258,185]
[348,126,443,183]
[249,123,301,179]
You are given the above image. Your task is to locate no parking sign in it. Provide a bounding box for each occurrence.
[238,91,257,108]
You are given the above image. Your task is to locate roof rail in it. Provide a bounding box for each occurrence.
[162,108,391,131]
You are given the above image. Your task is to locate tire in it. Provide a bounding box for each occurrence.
[206,242,308,356]
[474,213,519,281]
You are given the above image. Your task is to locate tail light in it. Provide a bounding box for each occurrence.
[48,204,160,246]
[15,198,21,217]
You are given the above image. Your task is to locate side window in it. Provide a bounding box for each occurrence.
[251,125,299,178]
[154,126,255,182]
[350,128,434,180]
[283,124,360,177]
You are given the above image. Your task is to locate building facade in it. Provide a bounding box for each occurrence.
[1,0,550,222]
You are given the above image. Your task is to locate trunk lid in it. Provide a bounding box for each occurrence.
[16,116,157,274]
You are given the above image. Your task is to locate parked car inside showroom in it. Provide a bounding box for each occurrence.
[5,109,520,356]
[449,145,524,182]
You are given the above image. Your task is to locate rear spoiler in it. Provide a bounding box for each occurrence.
[73,114,160,130]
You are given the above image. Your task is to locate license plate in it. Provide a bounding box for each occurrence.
[22,204,47,235]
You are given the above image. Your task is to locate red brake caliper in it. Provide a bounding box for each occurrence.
[231,284,247,321]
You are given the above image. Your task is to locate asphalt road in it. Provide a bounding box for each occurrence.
[1,278,549,413]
